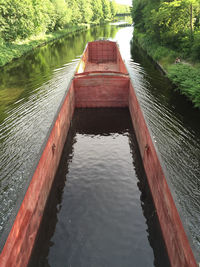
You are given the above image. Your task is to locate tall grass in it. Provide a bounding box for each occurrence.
[167,64,200,108]
[134,30,200,108]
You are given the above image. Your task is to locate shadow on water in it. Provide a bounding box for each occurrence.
[128,135,170,267]
[29,108,170,267]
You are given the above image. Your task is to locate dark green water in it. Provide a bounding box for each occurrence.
[0,24,199,262]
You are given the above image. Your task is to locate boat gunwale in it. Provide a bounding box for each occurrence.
[75,71,129,79]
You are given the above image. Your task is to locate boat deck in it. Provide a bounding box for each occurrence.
[85,62,120,73]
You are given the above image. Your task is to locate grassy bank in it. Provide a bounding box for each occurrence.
[0,25,89,68]
[134,30,200,108]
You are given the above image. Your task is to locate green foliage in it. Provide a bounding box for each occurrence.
[0,0,130,68]
[101,0,112,21]
[191,31,200,60]
[116,3,130,14]
[0,0,126,43]
[0,0,35,41]
[0,25,88,67]
[134,29,176,67]
[110,1,117,17]
[132,0,200,107]
[78,0,93,24]
[31,0,54,33]
[132,0,200,50]
[132,0,145,31]
[67,0,81,25]
[91,0,103,23]
[52,0,71,30]
[151,1,188,33]
[168,64,200,107]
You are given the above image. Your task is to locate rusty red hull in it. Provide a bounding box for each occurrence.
[0,41,197,267]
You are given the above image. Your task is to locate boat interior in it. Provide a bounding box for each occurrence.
[76,41,128,75]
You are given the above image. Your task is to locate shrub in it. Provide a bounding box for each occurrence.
[168,64,200,108]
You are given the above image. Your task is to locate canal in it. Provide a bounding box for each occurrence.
[0,23,200,261]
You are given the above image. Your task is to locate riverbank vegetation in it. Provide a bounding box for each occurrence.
[0,0,130,67]
[132,0,200,108]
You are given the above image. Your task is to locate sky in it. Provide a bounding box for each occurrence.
[115,0,132,6]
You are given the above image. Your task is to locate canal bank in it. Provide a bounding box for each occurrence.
[132,30,200,108]
[0,25,90,68]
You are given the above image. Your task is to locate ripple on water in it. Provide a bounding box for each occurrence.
[0,62,77,236]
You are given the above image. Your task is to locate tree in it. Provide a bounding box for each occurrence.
[0,0,129,44]
[185,0,200,40]
[0,0,35,41]
[132,0,146,31]
[92,0,103,23]
[132,0,200,59]
[51,0,71,30]
[110,0,117,18]
[32,0,54,33]
[78,0,93,23]
[67,0,81,24]
[151,0,199,44]
[101,0,111,21]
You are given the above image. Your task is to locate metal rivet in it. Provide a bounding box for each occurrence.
[145,144,150,153]
[52,143,56,155]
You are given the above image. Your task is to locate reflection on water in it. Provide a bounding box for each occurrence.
[0,25,118,119]
[29,109,169,267]
[0,24,118,242]
[128,40,200,258]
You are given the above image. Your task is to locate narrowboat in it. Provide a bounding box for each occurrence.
[0,41,197,267]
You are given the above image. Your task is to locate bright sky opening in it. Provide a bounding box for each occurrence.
[115,0,132,6]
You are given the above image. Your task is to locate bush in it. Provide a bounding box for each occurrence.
[134,29,176,67]
[191,31,200,61]
[0,0,35,41]
[168,64,200,108]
